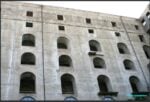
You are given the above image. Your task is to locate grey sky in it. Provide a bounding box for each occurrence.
[24,1,149,18]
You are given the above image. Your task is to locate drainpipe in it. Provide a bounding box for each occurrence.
[120,16,150,91]
[41,5,46,100]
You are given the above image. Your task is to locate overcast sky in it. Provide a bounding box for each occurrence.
[24,1,149,18]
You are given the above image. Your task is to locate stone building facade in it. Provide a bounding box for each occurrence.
[140,4,150,34]
[1,1,150,101]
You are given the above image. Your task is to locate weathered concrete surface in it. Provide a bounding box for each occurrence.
[1,1,149,101]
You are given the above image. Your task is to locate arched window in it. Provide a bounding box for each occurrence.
[117,43,129,54]
[57,37,69,49]
[143,45,150,59]
[21,53,35,65]
[59,55,72,67]
[97,75,112,93]
[20,72,35,93]
[93,57,106,68]
[22,34,35,46]
[123,60,135,70]
[89,40,101,51]
[61,74,75,94]
[129,76,140,93]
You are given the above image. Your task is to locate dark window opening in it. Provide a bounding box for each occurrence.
[141,19,145,23]
[98,75,111,93]
[89,40,101,51]
[58,43,67,49]
[111,22,117,27]
[59,55,72,67]
[21,53,35,65]
[57,37,69,49]
[62,79,73,94]
[145,52,150,59]
[88,29,94,33]
[61,74,75,94]
[22,34,35,46]
[146,12,150,17]
[135,25,139,30]
[115,32,121,37]
[90,45,97,51]
[119,48,125,54]
[59,26,65,31]
[23,40,34,46]
[57,15,63,20]
[138,35,145,42]
[143,45,150,59]
[93,57,106,68]
[95,65,102,68]
[129,76,140,93]
[141,19,146,26]
[117,43,129,54]
[26,22,33,27]
[86,18,91,24]
[20,72,35,93]
[100,80,108,93]
[131,82,139,92]
[26,11,33,17]
[124,60,135,70]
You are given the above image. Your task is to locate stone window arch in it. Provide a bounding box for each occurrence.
[93,57,106,68]
[129,76,141,93]
[21,53,35,65]
[61,74,75,94]
[20,72,35,93]
[57,37,69,49]
[89,40,101,51]
[22,34,35,46]
[97,75,112,93]
[143,45,150,59]
[123,60,135,70]
[117,43,130,54]
[59,55,72,67]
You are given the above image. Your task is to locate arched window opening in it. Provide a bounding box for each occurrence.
[57,37,69,49]
[61,74,75,94]
[93,57,106,68]
[97,75,111,93]
[22,34,35,46]
[21,53,35,65]
[123,60,135,70]
[129,76,140,93]
[20,72,35,93]
[89,40,101,51]
[97,75,118,96]
[117,43,129,54]
[143,45,150,59]
[59,55,72,67]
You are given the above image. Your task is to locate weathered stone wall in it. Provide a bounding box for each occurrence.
[1,1,149,101]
